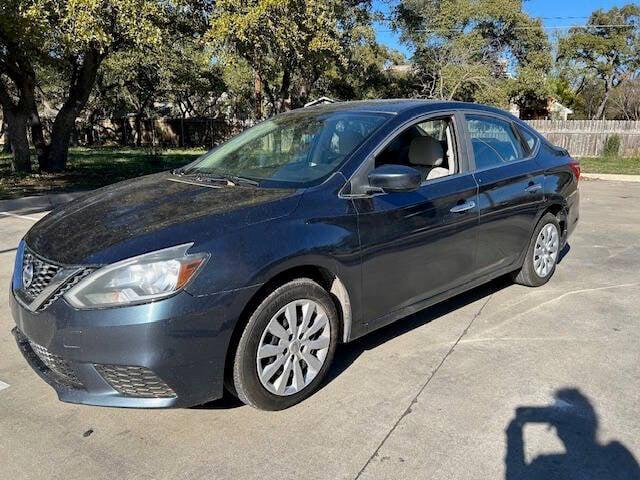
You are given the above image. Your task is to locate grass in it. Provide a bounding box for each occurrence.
[579,156,640,176]
[0,147,205,200]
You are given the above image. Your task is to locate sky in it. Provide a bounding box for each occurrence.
[373,0,636,58]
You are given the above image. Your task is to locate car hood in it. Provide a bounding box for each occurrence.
[24,172,301,265]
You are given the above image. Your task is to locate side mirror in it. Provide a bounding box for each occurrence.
[367,164,422,193]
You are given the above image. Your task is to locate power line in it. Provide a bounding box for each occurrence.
[374,24,636,33]
[376,15,592,22]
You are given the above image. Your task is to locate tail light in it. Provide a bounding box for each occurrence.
[569,159,580,182]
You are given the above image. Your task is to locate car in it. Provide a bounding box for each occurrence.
[10,100,580,410]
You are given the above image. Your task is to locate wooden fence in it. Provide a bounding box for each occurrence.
[526,120,640,158]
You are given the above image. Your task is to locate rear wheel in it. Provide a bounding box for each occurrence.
[513,213,561,287]
[231,278,338,410]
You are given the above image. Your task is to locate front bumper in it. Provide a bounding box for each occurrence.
[10,285,259,408]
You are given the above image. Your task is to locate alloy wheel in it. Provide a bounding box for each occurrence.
[256,299,331,396]
[534,223,559,278]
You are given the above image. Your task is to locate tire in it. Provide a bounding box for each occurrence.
[513,212,561,287]
[231,278,339,410]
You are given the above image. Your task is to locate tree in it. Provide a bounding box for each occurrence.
[609,77,640,120]
[0,0,167,172]
[314,35,408,101]
[558,5,640,119]
[393,0,552,112]
[207,0,375,116]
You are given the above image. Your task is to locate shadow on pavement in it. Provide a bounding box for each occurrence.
[505,388,640,479]
[557,243,571,264]
[192,390,245,410]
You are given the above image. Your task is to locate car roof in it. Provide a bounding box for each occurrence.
[292,99,517,119]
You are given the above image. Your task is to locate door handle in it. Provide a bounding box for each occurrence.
[525,183,542,193]
[450,200,476,213]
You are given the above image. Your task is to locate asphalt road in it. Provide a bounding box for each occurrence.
[1,180,638,480]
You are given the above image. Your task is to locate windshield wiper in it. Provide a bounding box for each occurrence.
[225,174,260,187]
[180,172,259,187]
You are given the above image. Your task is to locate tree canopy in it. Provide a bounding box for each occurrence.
[1,1,639,173]
[558,5,640,119]
[207,0,379,116]
[394,0,551,114]
[1,0,170,171]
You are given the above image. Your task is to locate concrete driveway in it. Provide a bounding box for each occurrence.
[0,180,638,479]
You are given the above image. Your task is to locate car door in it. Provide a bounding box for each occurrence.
[349,112,480,331]
[464,113,545,275]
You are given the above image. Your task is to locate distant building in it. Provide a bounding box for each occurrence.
[512,97,574,120]
[385,64,414,76]
[548,99,574,120]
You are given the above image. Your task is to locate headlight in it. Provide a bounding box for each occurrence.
[64,243,208,309]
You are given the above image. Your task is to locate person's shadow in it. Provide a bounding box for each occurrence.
[505,388,639,479]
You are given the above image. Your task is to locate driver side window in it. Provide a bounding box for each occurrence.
[375,116,458,183]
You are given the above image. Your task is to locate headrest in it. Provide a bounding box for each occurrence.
[408,136,444,167]
[336,130,364,155]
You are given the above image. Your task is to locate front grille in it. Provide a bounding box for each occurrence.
[19,246,95,311]
[22,250,61,299]
[95,365,176,398]
[39,268,94,311]
[28,340,82,388]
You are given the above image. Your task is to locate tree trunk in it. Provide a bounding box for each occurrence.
[0,82,31,172]
[135,113,143,147]
[594,78,613,120]
[5,109,31,173]
[21,79,47,162]
[42,107,78,171]
[1,117,12,153]
[40,48,102,172]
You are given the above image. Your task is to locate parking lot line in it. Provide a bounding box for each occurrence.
[0,211,40,221]
[0,380,9,392]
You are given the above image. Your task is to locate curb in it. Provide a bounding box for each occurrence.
[582,173,640,183]
[0,191,87,216]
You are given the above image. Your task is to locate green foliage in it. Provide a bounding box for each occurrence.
[603,134,621,158]
[1,0,164,56]
[558,5,640,119]
[394,0,552,108]
[206,0,376,114]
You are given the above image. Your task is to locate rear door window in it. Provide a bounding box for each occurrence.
[466,115,525,170]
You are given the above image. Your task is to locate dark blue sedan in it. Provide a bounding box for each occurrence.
[10,100,580,410]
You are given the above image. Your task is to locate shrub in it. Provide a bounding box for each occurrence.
[603,134,621,158]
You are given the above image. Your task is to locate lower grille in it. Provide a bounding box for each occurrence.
[95,364,176,398]
[28,340,82,388]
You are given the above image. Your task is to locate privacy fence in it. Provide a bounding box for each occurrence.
[526,120,640,158]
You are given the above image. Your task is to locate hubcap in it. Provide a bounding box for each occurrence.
[256,299,331,396]
[534,223,559,278]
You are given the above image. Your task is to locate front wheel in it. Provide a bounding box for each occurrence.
[513,213,561,287]
[231,278,338,410]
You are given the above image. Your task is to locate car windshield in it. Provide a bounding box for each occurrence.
[181,110,390,187]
